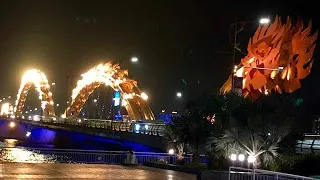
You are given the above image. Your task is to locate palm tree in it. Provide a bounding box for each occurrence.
[206,125,290,168]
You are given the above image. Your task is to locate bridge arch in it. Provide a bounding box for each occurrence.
[15,69,55,117]
[66,62,155,120]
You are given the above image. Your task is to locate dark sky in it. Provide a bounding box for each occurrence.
[0,0,319,114]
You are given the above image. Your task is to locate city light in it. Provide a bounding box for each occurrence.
[140,92,148,100]
[51,82,56,86]
[238,154,245,162]
[26,131,31,137]
[168,149,174,155]
[259,17,270,24]
[131,57,138,63]
[1,103,10,116]
[145,124,149,130]
[15,69,55,116]
[9,122,15,128]
[248,155,256,163]
[135,124,140,131]
[230,154,237,161]
[176,92,182,98]
[93,99,97,103]
[56,104,60,107]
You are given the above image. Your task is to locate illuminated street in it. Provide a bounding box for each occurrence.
[0,163,196,179]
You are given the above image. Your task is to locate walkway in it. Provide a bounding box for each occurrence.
[0,163,196,179]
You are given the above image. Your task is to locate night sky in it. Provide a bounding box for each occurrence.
[0,1,319,114]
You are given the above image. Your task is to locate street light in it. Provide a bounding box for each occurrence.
[52,82,56,86]
[168,149,175,155]
[231,17,271,92]
[248,155,256,163]
[176,92,182,98]
[260,18,270,24]
[131,57,138,63]
[230,154,237,161]
[93,99,97,103]
[238,154,245,162]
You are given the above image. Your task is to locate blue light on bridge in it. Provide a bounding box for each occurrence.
[113,91,121,107]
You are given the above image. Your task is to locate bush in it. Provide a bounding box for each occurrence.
[273,154,320,176]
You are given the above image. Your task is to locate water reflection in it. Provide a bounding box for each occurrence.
[0,139,55,163]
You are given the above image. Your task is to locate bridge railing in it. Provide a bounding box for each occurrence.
[39,118,165,136]
[229,166,315,180]
[0,147,195,164]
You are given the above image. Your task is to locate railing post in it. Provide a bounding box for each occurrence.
[253,168,255,180]
[228,166,231,180]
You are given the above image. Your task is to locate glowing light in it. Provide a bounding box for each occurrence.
[248,155,256,163]
[230,154,237,161]
[15,69,55,116]
[9,122,15,128]
[78,119,81,123]
[176,92,182,98]
[66,62,155,120]
[168,149,174,155]
[264,89,269,95]
[135,124,140,131]
[51,82,56,86]
[10,115,15,119]
[33,115,40,121]
[131,57,138,62]
[145,124,149,130]
[26,131,31,137]
[238,154,245,162]
[268,132,271,136]
[121,99,128,106]
[56,104,59,107]
[1,103,10,116]
[93,99,97,103]
[34,108,38,111]
[172,111,177,114]
[259,18,270,24]
[161,110,165,113]
[140,92,148,100]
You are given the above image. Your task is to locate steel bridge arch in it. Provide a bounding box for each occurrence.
[66,62,155,120]
[15,69,55,117]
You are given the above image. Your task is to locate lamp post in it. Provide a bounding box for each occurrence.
[231,17,270,93]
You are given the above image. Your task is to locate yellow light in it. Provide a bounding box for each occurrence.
[15,69,54,115]
[9,121,15,128]
[161,110,165,113]
[264,89,269,95]
[140,92,148,100]
[1,103,10,116]
[172,111,177,114]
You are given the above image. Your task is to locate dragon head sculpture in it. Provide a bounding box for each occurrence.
[221,16,318,100]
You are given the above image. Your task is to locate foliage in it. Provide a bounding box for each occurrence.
[272,154,320,176]
[164,92,305,169]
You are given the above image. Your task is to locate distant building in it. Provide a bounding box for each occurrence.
[157,110,181,124]
[312,118,320,134]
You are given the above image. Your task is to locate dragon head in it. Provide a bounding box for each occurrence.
[221,16,318,100]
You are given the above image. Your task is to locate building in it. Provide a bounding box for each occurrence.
[312,118,320,134]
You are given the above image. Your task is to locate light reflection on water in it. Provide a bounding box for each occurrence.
[0,139,55,163]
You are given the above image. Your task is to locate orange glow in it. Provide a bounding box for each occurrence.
[66,62,154,120]
[221,16,318,100]
[15,69,55,116]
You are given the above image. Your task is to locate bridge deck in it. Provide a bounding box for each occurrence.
[0,163,196,179]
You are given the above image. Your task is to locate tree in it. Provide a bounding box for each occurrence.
[206,125,290,168]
